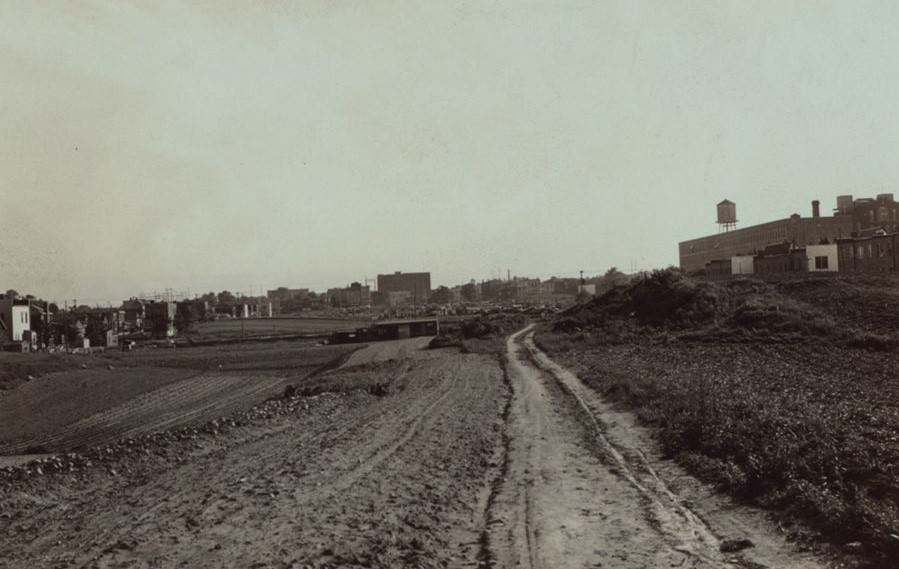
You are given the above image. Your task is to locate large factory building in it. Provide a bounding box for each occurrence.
[375,271,432,305]
[679,194,899,273]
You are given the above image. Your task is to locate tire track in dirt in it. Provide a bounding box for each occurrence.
[65,356,384,564]
[488,326,836,569]
[293,359,461,505]
[520,329,727,566]
[0,340,509,569]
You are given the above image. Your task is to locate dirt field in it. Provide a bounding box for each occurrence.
[0,338,507,569]
[0,341,355,456]
[0,330,849,569]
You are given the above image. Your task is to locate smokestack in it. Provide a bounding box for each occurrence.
[812,200,820,218]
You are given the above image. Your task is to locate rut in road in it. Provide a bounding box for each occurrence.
[483,326,833,569]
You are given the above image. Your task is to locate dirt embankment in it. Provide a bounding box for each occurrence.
[555,270,899,349]
[540,270,899,566]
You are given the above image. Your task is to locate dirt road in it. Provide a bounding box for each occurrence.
[0,331,841,569]
[485,326,835,569]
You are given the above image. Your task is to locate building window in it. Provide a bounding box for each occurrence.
[858,245,865,259]
[815,256,829,269]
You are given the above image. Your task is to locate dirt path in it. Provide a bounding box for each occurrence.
[484,326,836,569]
[0,341,507,569]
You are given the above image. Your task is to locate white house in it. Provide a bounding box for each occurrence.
[731,255,755,275]
[806,243,839,272]
[0,297,30,342]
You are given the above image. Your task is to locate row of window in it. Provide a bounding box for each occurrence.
[840,242,894,260]
[865,207,898,222]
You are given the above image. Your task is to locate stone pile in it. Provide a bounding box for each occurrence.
[0,390,339,486]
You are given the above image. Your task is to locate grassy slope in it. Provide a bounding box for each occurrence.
[537,271,899,564]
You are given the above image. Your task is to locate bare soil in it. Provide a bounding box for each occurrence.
[0,331,854,569]
[0,339,507,569]
[0,341,355,455]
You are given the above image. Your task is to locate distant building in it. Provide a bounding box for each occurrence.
[704,259,733,280]
[512,277,543,301]
[536,277,580,304]
[0,295,30,344]
[677,197,894,273]
[577,283,597,296]
[85,307,125,347]
[731,255,755,275]
[752,243,808,276]
[836,193,899,233]
[806,243,839,272]
[837,231,899,273]
[376,272,431,305]
[328,282,371,308]
[381,291,412,308]
[266,287,310,314]
[144,301,177,338]
[176,299,210,324]
[121,298,146,331]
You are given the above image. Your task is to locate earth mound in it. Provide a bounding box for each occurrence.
[554,269,898,349]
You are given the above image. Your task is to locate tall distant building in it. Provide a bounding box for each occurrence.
[376,271,431,305]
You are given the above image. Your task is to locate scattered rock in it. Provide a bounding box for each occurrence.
[719,538,754,553]
[113,539,135,551]
[843,541,863,553]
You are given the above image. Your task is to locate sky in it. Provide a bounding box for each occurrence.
[4,1,899,303]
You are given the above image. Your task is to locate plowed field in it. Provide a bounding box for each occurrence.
[0,341,354,456]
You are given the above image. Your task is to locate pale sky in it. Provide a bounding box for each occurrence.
[4,1,899,303]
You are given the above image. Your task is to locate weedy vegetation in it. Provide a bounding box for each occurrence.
[537,269,899,565]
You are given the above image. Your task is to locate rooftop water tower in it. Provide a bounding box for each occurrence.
[716,199,737,232]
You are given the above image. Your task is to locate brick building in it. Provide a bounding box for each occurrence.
[837,231,899,273]
[681,206,851,273]
[679,195,899,273]
[376,272,431,305]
